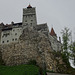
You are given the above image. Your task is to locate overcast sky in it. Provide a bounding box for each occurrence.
[0,0,75,41]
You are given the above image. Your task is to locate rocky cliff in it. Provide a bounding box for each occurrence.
[0,27,66,72]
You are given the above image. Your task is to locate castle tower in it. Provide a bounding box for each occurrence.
[50,27,57,39]
[22,4,37,28]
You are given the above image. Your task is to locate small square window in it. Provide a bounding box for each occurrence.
[31,23,32,25]
[12,39,14,41]
[25,20,27,22]
[7,40,9,42]
[15,38,17,41]
[2,41,4,43]
[25,23,28,26]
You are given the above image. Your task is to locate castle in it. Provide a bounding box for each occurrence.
[0,4,62,51]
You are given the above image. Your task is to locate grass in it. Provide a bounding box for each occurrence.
[0,64,39,75]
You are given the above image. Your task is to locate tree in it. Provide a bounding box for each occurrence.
[61,27,71,65]
[69,41,75,66]
[61,27,71,52]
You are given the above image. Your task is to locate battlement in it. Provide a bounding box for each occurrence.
[23,7,36,15]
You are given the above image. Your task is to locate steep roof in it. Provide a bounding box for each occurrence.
[50,27,56,36]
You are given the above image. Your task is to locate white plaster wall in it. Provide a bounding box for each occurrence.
[49,35,62,51]
[1,30,12,44]
[0,27,22,44]
[11,27,22,43]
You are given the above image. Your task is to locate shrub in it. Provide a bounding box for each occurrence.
[27,60,37,65]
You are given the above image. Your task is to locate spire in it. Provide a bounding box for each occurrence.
[50,27,56,36]
[27,4,32,8]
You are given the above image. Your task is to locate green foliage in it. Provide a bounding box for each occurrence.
[61,27,71,51]
[39,67,47,75]
[69,41,75,57]
[0,64,39,75]
[61,27,71,66]
[69,41,75,65]
[61,52,70,66]
[27,60,37,65]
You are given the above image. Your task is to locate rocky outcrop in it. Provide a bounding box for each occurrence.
[0,27,66,72]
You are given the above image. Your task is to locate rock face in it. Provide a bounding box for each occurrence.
[0,27,65,72]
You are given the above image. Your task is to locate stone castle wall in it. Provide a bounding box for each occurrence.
[0,27,66,72]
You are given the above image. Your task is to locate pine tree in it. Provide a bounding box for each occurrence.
[69,41,75,66]
[61,27,71,65]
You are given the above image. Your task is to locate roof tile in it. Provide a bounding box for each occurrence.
[50,28,56,36]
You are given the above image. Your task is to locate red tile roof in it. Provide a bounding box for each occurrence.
[50,27,56,36]
[27,4,32,8]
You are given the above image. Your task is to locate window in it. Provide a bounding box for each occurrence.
[31,23,32,25]
[15,33,17,35]
[25,20,27,22]
[2,41,4,43]
[15,38,17,41]
[12,39,14,41]
[25,23,28,26]
[5,35,7,37]
[31,20,33,21]
[7,40,9,42]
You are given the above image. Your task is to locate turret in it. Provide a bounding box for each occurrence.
[50,27,57,39]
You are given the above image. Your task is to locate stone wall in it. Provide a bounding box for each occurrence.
[0,27,66,72]
[49,34,62,51]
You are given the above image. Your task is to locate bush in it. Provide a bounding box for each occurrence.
[61,52,70,67]
[27,60,37,65]
[0,65,39,75]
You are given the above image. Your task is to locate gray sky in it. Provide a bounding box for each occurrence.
[0,0,75,41]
